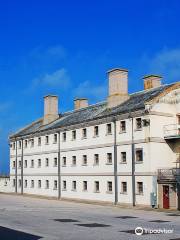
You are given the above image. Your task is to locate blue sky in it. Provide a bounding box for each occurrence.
[0,0,180,173]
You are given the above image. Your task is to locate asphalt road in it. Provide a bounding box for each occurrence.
[0,194,180,240]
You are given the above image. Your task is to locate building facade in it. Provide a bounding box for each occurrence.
[9,69,180,209]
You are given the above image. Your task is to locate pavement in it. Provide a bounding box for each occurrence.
[0,193,180,240]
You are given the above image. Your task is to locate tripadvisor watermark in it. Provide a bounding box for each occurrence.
[135,227,174,236]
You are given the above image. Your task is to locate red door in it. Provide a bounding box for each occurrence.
[163,185,169,209]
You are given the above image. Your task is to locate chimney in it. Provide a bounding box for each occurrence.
[107,68,129,108]
[74,98,88,110]
[143,75,162,90]
[43,95,59,125]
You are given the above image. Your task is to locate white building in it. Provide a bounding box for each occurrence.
[9,69,180,209]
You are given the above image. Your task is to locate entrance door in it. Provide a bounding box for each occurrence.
[163,185,170,209]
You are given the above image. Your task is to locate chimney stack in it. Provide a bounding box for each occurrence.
[107,68,129,108]
[74,98,88,110]
[43,95,59,125]
[143,75,162,90]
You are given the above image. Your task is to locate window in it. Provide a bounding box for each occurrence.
[72,130,76,140]
[107,153,112,164]
[54,134,58,143]
[45,136,49,145]
[82,155,87,165]
[120,121,126,132]
[121,152,127,163]
[94,126,99,137]
[136,118,142,130]
[54,157,57,167]
[45,158,49,167]
[94,181,99,192]
[107,181,112,192]
[83,181,87,191]
[82,128,87,138]
[30,139,34,148]
[106,123,112,135]
[13,179,15,187]
[45,180,49,189]
[25,140,28,148]
[12,161,15,168]
[62,132,66,142]
[18,161,21,168]
[62,157,66,166]
[24,160,27,168]
[54,180,58,190]
[178,115,180,125]
[38,137,41,146]
[31,180,34,188]
[136,149,143,162]
[72,181,76,191]
[18,179,21,187]
[24,180,27,188]
[94,154,99,165]
[13,142,16,150]
[137,182,143,194]
[38,159,41,167]
[121,182,127,193]
[31,160,34,168]
[38,180,41,188]
[18,141,21,149]
[63,180,66,190]
[72,156,76,166]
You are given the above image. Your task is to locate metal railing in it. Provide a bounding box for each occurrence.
[164,124,180,137]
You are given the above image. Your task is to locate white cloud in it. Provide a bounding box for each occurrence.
[74,80,107,102]
[46,45,67,58]
[29,45,67,60]
[144,47,180,82]
[26,68,70,93]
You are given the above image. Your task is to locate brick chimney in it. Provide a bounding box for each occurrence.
[43,95,59,125]
[107,68,129,108]
[143,75,162,90]
[74,98,88,110]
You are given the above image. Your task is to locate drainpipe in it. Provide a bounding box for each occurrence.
[21,139,24,195]
[15,138,18,193]
[58,131,61,199]
[113,118,118,205]
[131,117,136,206]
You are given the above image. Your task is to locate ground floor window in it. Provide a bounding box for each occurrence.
[13,179,15,187]
[121,182,127,193]
[137,182,143,194]
[63,180,66,190]
[24,180,27,188]
[54,180,57,190]
[45,180,49,189]
[83,181,87,191]
[107,181,112,192]
[94,181,100,192]
[72,181,76,191]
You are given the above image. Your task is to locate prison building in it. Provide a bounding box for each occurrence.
[9,68,180,209]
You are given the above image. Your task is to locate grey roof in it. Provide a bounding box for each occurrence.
[10,84,175,138]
